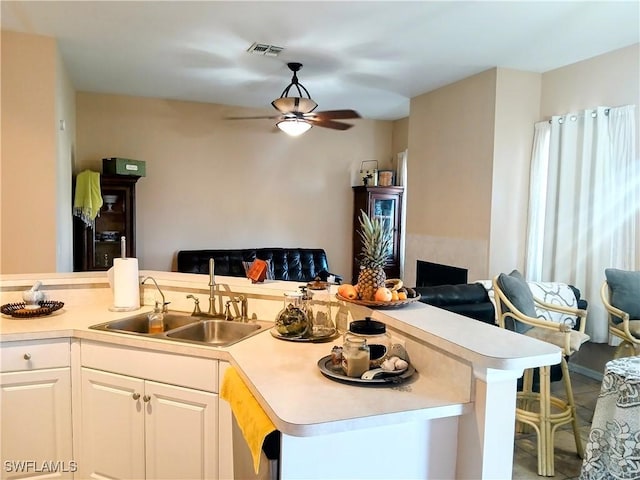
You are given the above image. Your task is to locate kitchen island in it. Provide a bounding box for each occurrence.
[1,271,559,479]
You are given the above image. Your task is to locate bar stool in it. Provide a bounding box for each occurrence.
[493,271,590,476]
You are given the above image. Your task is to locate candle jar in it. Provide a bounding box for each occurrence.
[275,292,309,337]
[341,336,370,378]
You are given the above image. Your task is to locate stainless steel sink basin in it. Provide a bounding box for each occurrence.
[89,312,266,347]
[166,320,263,347]
[90,311,200,335]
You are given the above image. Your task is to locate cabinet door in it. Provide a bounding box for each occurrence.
[80,368,145,480]
[1,368,73,479]
[144,380,218,480]
[370,193,401,273]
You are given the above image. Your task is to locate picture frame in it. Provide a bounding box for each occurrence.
[377,170,395,186]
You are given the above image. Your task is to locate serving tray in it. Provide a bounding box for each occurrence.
[270,327,339,343]
[1,301,64,318]
[317,355,415,386]
[335,293,421,308]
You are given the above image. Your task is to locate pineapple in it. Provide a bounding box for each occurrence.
[356,210,392,300]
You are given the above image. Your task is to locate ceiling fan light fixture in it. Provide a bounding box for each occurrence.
[272,97,317,114]
[276,119,312,136]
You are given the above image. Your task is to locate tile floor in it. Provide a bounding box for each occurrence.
[511,370,603,479]
[240,368,603,480]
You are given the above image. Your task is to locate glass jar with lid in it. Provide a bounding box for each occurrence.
[345,317,391,367]
[305,278,335,338]
[275,292,309,337]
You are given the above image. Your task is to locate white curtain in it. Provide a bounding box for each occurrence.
[396,149,408,279]
[525,105,638,343]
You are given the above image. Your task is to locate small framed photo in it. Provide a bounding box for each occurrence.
[377,170,395,186]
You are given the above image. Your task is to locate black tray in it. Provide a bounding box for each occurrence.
[270,327,339,343]
[317,355,415,386]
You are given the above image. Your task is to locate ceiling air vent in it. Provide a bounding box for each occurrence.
[247,42,284,57]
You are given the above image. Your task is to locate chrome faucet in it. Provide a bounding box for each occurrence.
[141,276,169,313]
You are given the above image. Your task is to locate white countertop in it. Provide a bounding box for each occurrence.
[1,272,561,437]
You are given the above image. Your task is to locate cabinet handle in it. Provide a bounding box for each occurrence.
[132,393,140,400]
[23,353,31,360]
[143,395,151,402]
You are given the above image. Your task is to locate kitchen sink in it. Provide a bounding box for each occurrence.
[90,311,200,335]
[89,312,266,347]
[166,320,263,347]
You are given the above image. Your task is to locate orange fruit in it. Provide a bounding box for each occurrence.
[398,291,407,300]
[374,287,393,302]
[338,284,358,300]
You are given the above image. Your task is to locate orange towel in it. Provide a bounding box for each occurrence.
[220,367,276,474]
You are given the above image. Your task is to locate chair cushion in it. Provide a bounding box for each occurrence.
[605,268,640,323]
[497,270,535,334]
[629,320,640,338]
[528,281,581,328]
[524,327,590,355]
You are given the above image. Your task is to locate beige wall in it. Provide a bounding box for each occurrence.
[1,31,58,274]
[490,69,541,276]
[391,117,409,154]
[403,44,638,286]
[405,69,497,284]
[76,93,393,279]
[541,44,640,122]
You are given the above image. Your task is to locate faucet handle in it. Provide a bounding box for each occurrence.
[186,294,201,315]
[224,301,234,321]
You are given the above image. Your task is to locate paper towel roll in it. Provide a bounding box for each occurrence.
[108,258,140,311]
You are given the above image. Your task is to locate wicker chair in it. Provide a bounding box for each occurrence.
[601,279,640,358]
[493,271,589,477]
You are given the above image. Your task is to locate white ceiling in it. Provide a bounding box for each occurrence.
[2,1,639,120]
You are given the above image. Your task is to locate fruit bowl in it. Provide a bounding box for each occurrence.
[335,293,421,308]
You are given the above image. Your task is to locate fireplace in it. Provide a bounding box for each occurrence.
[416,260,468,287]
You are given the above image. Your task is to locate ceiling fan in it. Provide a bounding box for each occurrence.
[229,62,360,136]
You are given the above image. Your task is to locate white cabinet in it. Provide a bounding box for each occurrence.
[0,339,73,479]
[80,368,145,479]
[79,341,219,480]
[145,380,217,480]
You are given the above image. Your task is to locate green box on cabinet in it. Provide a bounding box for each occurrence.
[102,157,146,177]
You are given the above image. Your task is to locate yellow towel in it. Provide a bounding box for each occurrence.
[220,367,276,474]
[73,170,102,227]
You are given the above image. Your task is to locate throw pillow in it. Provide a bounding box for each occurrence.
[497,270,536,334]
[605,268,640,323]
[242,259,275,280]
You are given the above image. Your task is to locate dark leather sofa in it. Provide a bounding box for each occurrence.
[176,248,341,283]
[415,283,496,324]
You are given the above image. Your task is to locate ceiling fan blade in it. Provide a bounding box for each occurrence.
[308,109,361,120]
[225,115,282,120]
[306,118,354,131]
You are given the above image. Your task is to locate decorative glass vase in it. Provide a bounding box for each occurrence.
[275,292,309,337]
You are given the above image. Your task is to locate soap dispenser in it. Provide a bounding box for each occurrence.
[148,302,164,334]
